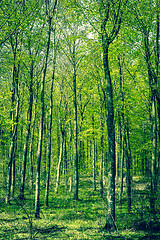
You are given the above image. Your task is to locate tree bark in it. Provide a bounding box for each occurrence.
[100,104,104,197]
[29,82,39,193]
[20,57,33,200]
[99,0,125,230]
[55,131,65,193]
[125,119,132,213]
[143,30,158,212]
[92,113,96,191]
[102,43,116,231]
[150,96,157,211]
[6,76,19,204]
[35,16,52,219]
[73,43,79,200]
[45,31,57,206]
[118,56,124,204]
[6,37,20,204]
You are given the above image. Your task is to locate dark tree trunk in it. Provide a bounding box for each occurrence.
[100,104,104,197]
[35,17,52,219]
[125,119,132,213]
[45,33,56,206]
[20,58,33,200]
[6,77,19,204]
[6,38,20,204]
[118,56,124,204]
[92,112,96,191]
[102,42,116,231]
[73,64,79,200]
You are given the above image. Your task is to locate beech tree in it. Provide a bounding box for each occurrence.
[5,32,21,204]
[45,28,58,206]
[35,0,58,218]
[131,0,159,212]
[99,0,128,230]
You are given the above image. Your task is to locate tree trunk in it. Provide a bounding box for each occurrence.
[45,31,56,206]
[55,132,65,193]
[64,135,68,190]
[6,41,20,204]
[150,96,157,211]
[115,121,120,181]
[29,82,39,193]
[143,31,158,212]
[92,113,96,191]
[125,119,132,213]
[100,104,104,197]
[20,59,33,200]
[11,136,17,197]
[102,43,116,231]
[119,132,124,204]
[118,56,124,205]
[6,80,19,204]
[73,44,79,200]
[35,17,52,219]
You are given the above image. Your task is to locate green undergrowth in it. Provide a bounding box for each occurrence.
[0,176,160,239]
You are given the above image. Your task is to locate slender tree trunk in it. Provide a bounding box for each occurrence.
[92,113,96,191]
[118,56,124,204]
[150,96,157,211]
[45,34,56,206]
[20,59,33,200]
[55,132,64,193]
[125,119,132,213]
[6,78,19,204]
[68,115,73,192]
[116,120,120,181]
[143,31,158,212]
[73,45,79,200]
[29,115,35,194]
[100,104,104,197]
[87,137,89,169]
[55,84,67,193]
[11,135,17,197]
[155,0,160,201]
[35,0,58,217]
[6,42,20,203]
[43,115,48,186]
[35,78,45,218]
[29,82,39,193]
[102,43,116,230]
[64,135,68,190]
[29,105,36,193]
[35,17,52,218]
[119,133,124,204]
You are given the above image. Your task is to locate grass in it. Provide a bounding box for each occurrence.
[0,175,160,239]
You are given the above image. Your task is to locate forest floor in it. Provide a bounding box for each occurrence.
[0,175,160,239]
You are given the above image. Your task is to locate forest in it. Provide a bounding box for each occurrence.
[0,0,160,239]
